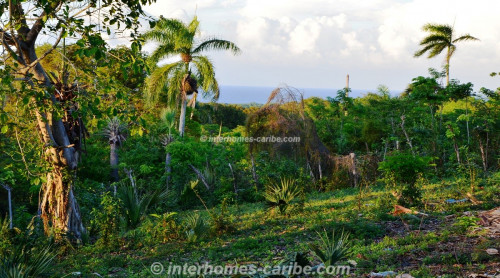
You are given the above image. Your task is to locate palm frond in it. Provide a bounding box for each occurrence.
[102,117,127,146]
[422,23,453,37]
[453,34,479,43]
[160,108,176,132]
[149,43,177,63]
[414,44,437,57]
[145,62,183,106]
[419,34,450,46]
[191,55,219,99]
[141,29,174,44]
[187,16,200,36]
[192,38,241,55]
[428,43,447,58]
[155,17,186,34]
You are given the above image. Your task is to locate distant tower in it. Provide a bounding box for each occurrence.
[345,74,349,97]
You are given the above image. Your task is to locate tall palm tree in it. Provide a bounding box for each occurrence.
[414,23,478,86]
[143,16,240,137]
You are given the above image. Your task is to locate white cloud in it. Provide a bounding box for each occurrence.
[289,19,322,54]
[140,0,500,90]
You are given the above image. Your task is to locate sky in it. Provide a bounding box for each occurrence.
[140,0,500,92]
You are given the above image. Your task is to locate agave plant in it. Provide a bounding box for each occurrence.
[118,181,168,229]
[309,229,351,267]
[263,178,302,214]
[0,245,55,278]
[102,117,127,182]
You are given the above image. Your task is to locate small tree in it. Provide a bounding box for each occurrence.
[379,152,432,207]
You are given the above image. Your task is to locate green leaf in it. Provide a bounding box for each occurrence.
[1,125,8,134]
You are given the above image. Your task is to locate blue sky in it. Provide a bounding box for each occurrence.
[140,0,500,92]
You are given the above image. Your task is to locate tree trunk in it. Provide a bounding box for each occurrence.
[165,152,172,190]
[27,49,85,239]
[228,163,237,197]
[400,115,415,155]
[179,95,187,137]
[2,2,86,240]
[189,164,210,190]
[445,51,450,86]
[250,153,259,186]
[1,184,12,229]
[110,143,119,182]
[477,133,488,172]
[446,124,461,164]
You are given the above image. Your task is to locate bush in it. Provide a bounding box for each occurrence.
[379,153,432,207]
[91,193,121,249]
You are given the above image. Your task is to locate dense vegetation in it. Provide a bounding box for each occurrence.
[0,1,498,277]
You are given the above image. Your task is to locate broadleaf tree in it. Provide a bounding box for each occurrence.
[0,0,155,239]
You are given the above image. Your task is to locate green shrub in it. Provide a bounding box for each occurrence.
[210,198,235,235]
[91,193,121,249]
[452,216,480,234]
[379,153,432,207]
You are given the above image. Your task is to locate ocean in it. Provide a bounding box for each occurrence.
[199,85,375,104]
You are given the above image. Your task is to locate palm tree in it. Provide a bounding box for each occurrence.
[414,23,478,85]
[143,16,240,137]
[102,117,127,182]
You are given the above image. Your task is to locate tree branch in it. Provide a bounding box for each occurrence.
[23,28,65,72]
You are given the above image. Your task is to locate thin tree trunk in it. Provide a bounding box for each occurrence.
[165,152,172,190]
[446,124,461,164]
[250,153,259,186]
[318,159,323,180]
[477,132,489,172]
[400,115,415,155]
[110,143,119,182]
[179,95,187,137]
[350,152,358,187]
[228,163,237,197]
[446,51,450,86]
[466,97,470,145]
[189,164,210,190]
[2,184,12,229]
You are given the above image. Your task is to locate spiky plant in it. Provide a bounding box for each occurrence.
[414,23,479,85]
[0,245,55,278]
[183,212,208,243]
[309,229,351,267]
[102,117,127,182]
[263,178,302,214]
[143,16,240,137]
[118,181,168,229]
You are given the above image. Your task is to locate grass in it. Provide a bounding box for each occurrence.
[53,176,500,277]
